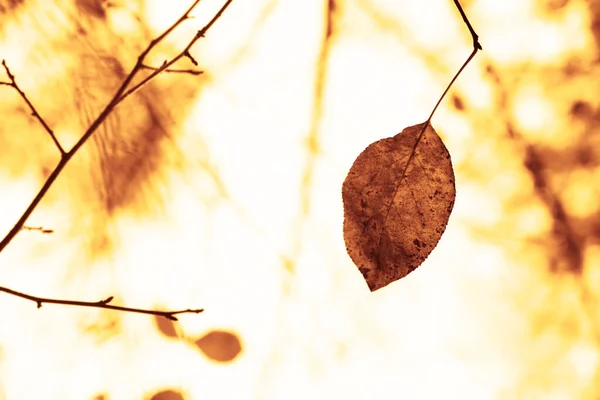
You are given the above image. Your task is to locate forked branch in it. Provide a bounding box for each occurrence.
[0,0,234,319]
[0,0,233,253]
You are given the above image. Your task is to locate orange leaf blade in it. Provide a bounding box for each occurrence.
[342,122,456,291]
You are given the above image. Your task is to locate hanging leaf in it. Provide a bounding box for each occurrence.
[342,122,455,291]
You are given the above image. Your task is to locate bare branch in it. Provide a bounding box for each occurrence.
[0,0,234,253]
[21,226,54,234]
[0,0,236,320]
[115,0,234,106]
[0,286,203,321]
[1,60,65,155]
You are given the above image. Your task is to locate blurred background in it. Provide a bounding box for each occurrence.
[0,0,599,398]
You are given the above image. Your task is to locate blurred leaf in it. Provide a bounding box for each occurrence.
[154,314,178,338]
[148,389,185,400]
[342,122,455,291]
[194,329,242,362]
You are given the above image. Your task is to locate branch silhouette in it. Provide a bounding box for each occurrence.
[0,286,203,321]
[0,0,234,319]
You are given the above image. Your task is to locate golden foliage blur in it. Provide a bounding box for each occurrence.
[0,0,600,399]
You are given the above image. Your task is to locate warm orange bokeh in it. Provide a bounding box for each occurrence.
[1,0,599,399]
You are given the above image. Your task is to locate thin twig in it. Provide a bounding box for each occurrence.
[0,286,203,321]
[22,226,54,234]
[1,60,65,155]
[140,64,203,75]
[184,50,199,66]
[453,0,482,51]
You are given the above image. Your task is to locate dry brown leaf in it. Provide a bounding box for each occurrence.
[342,122,456,291]
[194,329,243,362]
[148,389,185,400]
[154,314,178,338]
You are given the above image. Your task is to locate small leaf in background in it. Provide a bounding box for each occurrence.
[194,329,243,362]
[342,122,456,291]
[154,314,178,338]
[148,389,185,400]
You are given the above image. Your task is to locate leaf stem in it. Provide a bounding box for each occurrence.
[427,0,481,123]
[401,0,481,180]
